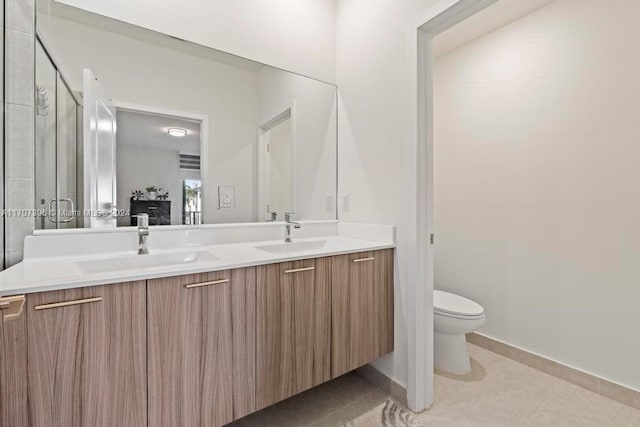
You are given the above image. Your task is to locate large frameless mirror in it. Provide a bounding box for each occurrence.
[34,0,337,228]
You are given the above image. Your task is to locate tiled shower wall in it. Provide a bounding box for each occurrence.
[3,0,35,268]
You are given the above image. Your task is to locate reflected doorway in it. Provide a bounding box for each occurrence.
[115,109,202,226]
[266,117,292,216]
[258,106,295,222]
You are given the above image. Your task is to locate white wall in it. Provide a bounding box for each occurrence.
[258,67,337,221]
[336,0,442,389]
[434,0,640,390]
[38,15,259,224]
[54,0,337,84]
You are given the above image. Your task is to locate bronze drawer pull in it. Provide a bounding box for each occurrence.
[185,278,230,289]
[352,257,375,263]
[35,297,103,310]
[284,266,315,274]
[0,295,26,321]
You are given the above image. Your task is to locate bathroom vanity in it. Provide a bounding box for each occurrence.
[0,224,394,426]
[1,1,394,424]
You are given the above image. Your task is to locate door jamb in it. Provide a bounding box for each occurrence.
[406,0,497,412]
[257,100,296,221]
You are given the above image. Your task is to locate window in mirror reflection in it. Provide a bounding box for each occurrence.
[183,180,202,225]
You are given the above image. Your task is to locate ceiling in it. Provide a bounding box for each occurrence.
[116,109,201,154]
[41,0,265,73]
[434,0,555,58]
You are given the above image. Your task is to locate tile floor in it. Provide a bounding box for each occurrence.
[228,344,640,426]
[422,345,639,426]
[228,372,388,427]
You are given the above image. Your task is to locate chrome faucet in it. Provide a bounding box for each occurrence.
[284,212,301,243]
[270,211,278,222]
[137,214,149,255]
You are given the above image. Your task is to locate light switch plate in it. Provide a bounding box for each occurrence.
[326,194,334,212]
[218,186,235,209]
[341,193,351,212]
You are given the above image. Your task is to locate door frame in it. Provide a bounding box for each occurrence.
[83,68,118,228]
[406,0,496,412]
[257,100,297,221]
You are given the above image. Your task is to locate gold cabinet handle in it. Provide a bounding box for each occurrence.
[0,295,25,321]
[284,266,315,274]
[34,297,102,310]
[185,278,230,289]
[352,257,375,263]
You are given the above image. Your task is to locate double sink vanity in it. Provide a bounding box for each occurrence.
[0,221,395,426]
[0,4,394,426]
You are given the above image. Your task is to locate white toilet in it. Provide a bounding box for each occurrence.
[434,290,486,375]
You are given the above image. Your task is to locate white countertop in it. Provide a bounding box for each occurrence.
[0,236,395,296]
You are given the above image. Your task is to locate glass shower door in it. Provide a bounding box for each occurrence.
[35,41,58,229]
[56,75,78,228]
[35,39,80,229]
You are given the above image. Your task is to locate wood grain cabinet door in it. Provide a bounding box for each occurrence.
[147,268,256,427]
[0,297,29,427]
[331,249,394,378]
[26,281,147,427]
[256,258,331,410]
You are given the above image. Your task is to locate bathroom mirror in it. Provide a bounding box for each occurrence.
[34,1,337,228]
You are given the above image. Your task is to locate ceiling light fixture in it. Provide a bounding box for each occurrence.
[167,127,188,137]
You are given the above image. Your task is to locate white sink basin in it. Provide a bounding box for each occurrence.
[255,240,328,254]
[76,251,217,274]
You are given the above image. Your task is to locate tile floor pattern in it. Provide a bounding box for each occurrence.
[228,344,640,426]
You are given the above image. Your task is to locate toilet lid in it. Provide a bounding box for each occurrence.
[434,290,484,317]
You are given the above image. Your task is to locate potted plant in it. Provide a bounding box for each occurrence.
[146,186,158,200]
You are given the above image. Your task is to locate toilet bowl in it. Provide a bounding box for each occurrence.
[434,290,485,375]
